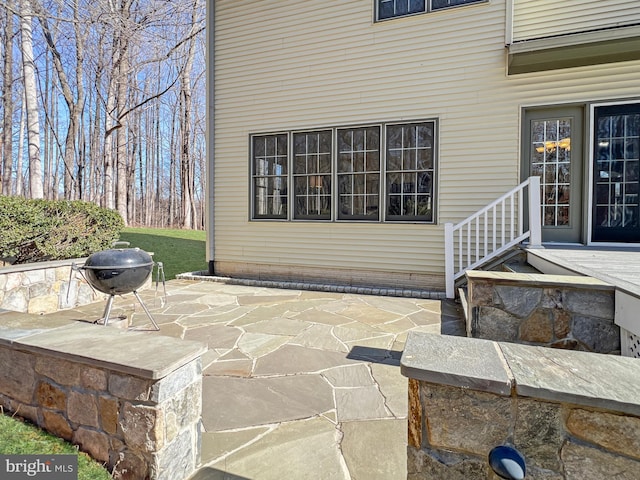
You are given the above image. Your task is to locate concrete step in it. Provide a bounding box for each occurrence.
[502,259,542,274]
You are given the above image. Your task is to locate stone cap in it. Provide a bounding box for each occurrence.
[0,257,87,274]
[401,332,640,417]
[1,320,206,380]
[465,270,614,291]
[401,332,513,395]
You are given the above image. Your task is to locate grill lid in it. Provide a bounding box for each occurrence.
[82,247,154,295]
[84,247,153,270]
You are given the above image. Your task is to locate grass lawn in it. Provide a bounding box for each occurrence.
[118,227,207,279]
[0,413,111,480]
[1,227,206,476]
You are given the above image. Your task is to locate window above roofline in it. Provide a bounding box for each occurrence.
[375,0,488,22]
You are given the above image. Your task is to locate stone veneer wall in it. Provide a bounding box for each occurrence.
[0,322,206,480]
[466,270,619,354]
[401,332,640,480]
[0,259,101,314]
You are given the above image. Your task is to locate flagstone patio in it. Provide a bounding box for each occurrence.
[45,279,465,479]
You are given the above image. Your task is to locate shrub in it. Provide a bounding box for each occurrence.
[0,196,124,264]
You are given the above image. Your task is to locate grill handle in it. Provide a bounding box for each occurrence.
[111,241,131,248]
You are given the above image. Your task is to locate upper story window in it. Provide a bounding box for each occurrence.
[378,0,425,20]
[376,0,485,21]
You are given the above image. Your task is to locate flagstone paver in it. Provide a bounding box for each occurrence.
[237,332,291,359]
[321,364,376,388]
[253,344,360,376]
[56,279,464,479]
[335,385,391,421]
[341,419,407,479]
[242,317,311,336]
[184,324,243,349]
[291,323,349,351]
[203,359,253,378]
[200,426,272,465]
[207,417,347,480]
[201,375,335,430]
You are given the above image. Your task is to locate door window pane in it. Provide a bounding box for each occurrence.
[530,118,571,227]
[593,109,640,231]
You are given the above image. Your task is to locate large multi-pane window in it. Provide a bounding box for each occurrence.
[251,120,437,223]
[376,0,485,20]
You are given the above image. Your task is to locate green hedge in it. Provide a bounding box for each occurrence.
[0,196,124,264]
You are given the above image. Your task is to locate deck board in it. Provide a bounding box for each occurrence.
[526,246,640,298]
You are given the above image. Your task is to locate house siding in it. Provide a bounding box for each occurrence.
[211,0,640,291]
[512,0,640,42]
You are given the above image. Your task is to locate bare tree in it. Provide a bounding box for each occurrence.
[1,0,15,195]
[178,0,200,229]
[33,0,87,200]
[2,0,206,229]
[15,93,26,195]
[20,0,43,198]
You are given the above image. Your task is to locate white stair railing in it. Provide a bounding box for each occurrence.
[444,176,541,298]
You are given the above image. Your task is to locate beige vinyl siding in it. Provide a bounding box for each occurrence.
[512,0,640,42]
[212,0,640,290]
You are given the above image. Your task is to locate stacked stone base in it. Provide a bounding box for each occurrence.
[402,333,640,480]
[466,271,619,354]
[408,382,640,480]
[0,322,205,480]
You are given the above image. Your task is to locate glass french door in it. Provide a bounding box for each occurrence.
[592,104,640,242]
[524,107,584,243]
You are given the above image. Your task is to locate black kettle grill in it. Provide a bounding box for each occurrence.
[73,242,161,330]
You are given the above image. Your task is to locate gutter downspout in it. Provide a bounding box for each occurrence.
[206,0,215,275]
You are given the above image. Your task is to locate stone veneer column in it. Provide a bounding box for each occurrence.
[0,321,206,480]
[466,271,618,354]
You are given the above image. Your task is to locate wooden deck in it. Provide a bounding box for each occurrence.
[526,245,640,299]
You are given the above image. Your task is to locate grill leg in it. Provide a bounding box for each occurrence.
[102,295,115,326]
[133,290,160,331]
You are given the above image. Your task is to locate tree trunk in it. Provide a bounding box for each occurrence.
[20,0,43,198]
[15,92,26,196]
[178,0,200,229]
[103,73,117,210]
[115,48,129,225]
[1,0,14,195]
